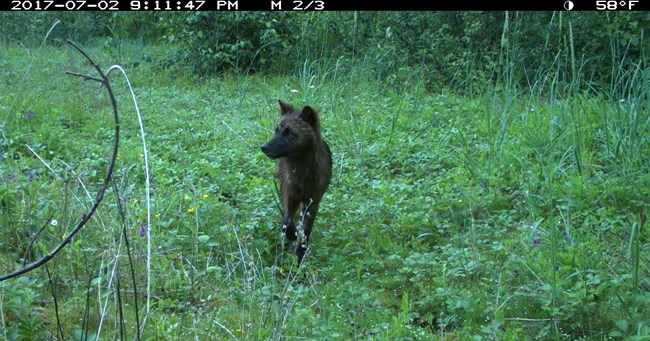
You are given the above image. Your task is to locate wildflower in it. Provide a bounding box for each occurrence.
[139,226,146,237]
[290,89,299,93]
[26,112,34,119]
[532,239,540,245]
[202,194,209,199]
[133,199,140,204]
[187,207,195,213]
[147,130,153,136]
[51,219,58,226]
[184,195,190,201]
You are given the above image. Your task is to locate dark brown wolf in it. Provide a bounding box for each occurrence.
[261,100,332,263]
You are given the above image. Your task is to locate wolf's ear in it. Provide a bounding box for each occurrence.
[300,106,321,133]
[279,100,294,116]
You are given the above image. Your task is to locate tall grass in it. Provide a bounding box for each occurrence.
[1,13,649,340]
[480,11,650,338]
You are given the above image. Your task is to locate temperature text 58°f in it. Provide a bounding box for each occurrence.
[596,0,638,10]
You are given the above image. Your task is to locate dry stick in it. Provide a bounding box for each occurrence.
[96,209,124,337]
[62,71,103,83]
[105,64,152,326]
[113,181,142,340]
[22,211,57,267]
[82,256,99,341]
[0,40,120,282]
[44,262,65,340]
[115,264,127,341]
[25,144,64,182]
[222,120,245,140]
[214,318,238,340]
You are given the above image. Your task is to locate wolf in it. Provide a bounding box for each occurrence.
[261,100,332,263]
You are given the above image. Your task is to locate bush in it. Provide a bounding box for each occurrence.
[1,12,647,93]
[155,12,297,74]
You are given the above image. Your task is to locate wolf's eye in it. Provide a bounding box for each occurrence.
[282,127,291,136]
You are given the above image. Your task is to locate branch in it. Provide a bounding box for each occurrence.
[64,71,104,83]
[22,210,57,267]
[0,40,120,282]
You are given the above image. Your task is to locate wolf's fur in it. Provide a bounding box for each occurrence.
[261,100,332,263]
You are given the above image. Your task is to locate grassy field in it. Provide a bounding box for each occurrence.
[1,37,649,340]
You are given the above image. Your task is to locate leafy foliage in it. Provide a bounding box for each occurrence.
[1,12,649,340]
[155,12,296,74]
[3,12,647,93]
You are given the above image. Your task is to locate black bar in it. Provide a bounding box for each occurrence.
[3,0,649,11]
[202,0,650,11]
[238,0,581,11]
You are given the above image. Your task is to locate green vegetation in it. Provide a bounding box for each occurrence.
[1,11,649,340]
